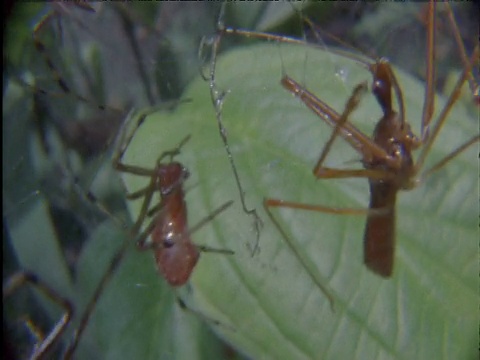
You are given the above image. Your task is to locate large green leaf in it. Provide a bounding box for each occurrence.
[93,42,478,359]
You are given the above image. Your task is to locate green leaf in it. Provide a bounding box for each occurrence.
[104,42,477,359]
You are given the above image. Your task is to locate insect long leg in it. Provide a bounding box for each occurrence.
[265,199,386,217]
[418,2,479,171]
[155,135,192,164]
[187,200,235,255]
[129,173,158,235]
[3,271,73,360]
[420,0,436,140]
[187,200,233,237]
[421,134,480,179]
[415,46,480,175]
[281,76,394,168]
[281,75,402,181]
[314,82,369,173]
[113,110,190,177]
[125,184,155,200]
[141,200,235,254]
[443,3,479,104]
[135,204,161,249]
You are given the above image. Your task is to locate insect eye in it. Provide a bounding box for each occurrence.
[163,239,174,248]
[163,233,175,248]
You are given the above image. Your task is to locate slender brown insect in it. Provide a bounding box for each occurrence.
[63,115,234,358]
[417,2,479,106]
[112,128,235,287]
[220,1,479,277]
